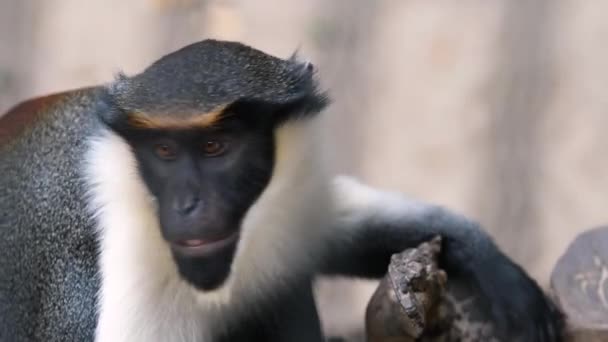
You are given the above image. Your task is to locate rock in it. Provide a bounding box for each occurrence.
[551,226,608,342]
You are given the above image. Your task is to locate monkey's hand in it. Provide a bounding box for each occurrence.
[323,176,564,342]
[445,230,564,341]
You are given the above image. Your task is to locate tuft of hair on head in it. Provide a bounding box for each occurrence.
[96,40,331,132]
[278,48,330,120]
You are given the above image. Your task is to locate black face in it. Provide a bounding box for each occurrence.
[127,116,275,290]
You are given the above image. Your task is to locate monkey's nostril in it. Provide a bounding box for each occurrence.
[174,196,200,215]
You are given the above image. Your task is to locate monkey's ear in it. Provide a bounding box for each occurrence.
[224,87,329,127]
[247,59,330,125]
[273,88,330,123]
[96,88,129,133]
[281,58,330,121]
[96,73,133,133]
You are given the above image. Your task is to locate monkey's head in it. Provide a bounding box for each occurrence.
[97,40,328,291]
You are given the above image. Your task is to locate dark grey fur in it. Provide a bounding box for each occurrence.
[105,40,327,122]
[1,90,102,341]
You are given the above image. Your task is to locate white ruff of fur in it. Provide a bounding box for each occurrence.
[85,117,332,342]
[331,176,430,229]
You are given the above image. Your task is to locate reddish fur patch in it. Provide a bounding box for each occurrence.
[0,90,79,146]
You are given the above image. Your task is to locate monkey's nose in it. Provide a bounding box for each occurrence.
[173,195,201,216]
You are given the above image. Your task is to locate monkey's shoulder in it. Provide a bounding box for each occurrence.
[1,86,100,146]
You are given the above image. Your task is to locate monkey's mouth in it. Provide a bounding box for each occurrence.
[170,231,239,258]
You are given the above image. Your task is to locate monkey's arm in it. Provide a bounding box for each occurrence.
[322,176,563,342]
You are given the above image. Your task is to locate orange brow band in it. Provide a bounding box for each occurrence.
[126,106,228,129]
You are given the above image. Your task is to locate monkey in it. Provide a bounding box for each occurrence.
[0,39,563,342]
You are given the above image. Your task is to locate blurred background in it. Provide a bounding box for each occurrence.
[1,0,607,338]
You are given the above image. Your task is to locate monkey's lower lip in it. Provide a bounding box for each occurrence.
[170,232,239,258]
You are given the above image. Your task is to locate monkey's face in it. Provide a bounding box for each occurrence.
[98,39,328,291]
[128,116,275,291]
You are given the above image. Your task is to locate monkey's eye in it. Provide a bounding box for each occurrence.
[202,140,227,157]
[154,143,178,160]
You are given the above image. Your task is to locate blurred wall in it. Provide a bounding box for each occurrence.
[2,0,607,337]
